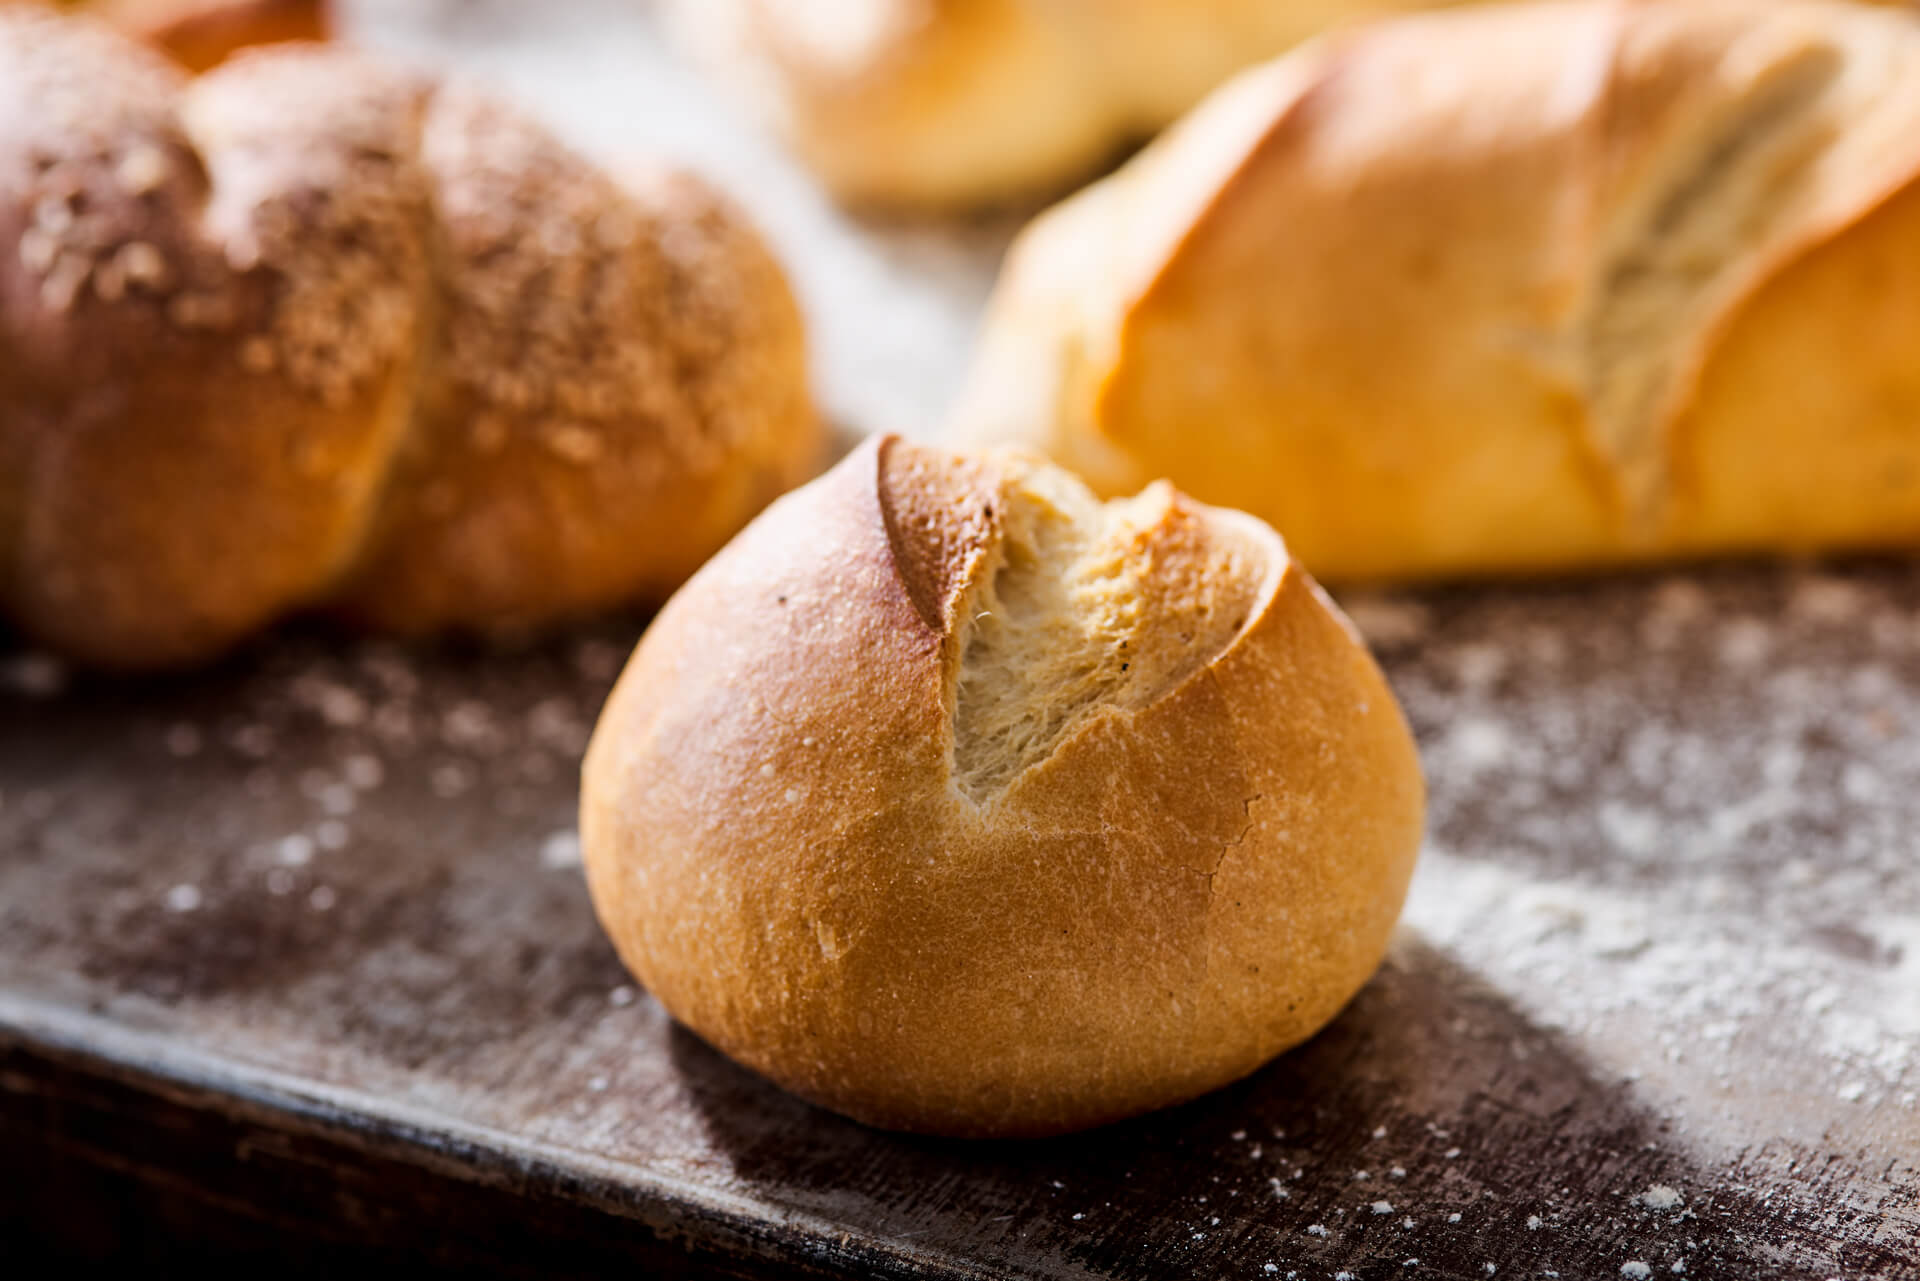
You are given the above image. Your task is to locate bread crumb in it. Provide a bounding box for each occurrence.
[1372,1201,1394,1215]
[114,240,169,291]
[541,830,583,869]
[115,142,171,194]
[40,254,90,312]
[19,227,58,274]
[1622,1264,1653,1280]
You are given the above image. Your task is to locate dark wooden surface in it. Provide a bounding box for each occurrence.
[5,2,1919,1276]
[5,562,1919,1279]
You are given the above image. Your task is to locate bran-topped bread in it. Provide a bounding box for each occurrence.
[0,8,817,667]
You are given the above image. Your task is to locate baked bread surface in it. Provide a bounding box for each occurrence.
[665,0,1478,205]
[581,435,1424,1137]
[0,9,817,667]
[9,0,325,69]
[954,0,1920,578]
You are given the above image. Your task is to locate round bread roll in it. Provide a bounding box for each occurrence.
[581,434,1424,1137]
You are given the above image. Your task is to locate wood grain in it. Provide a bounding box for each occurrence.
[3,563,1917,1278]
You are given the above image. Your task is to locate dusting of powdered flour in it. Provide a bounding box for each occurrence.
[1345,566,1920,1140]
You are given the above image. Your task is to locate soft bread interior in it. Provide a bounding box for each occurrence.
[947,457,1271,803]
[1576,39,1840,519]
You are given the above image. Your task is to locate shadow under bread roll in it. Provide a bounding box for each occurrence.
[581,435,1424,1138]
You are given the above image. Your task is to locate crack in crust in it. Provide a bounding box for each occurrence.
[876,438,1273,805]
[1575,38,1840,524]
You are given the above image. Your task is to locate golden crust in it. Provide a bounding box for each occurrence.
[580,436,1424,1137]
[95,0,328,70]
[0,12,818,667]
[665,0,1483,206]
[953,0,1920,579]
[8,0,327,69]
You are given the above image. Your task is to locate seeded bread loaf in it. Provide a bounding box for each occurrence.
[663,0,1477,206]
[580,435,1424,1137]
[1,9,817,667]
[954,0,1920,579]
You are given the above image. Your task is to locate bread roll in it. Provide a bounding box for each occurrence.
[12,0,325,68]
[664,0,1477,206]
[0,9,817,668]
[581,434,1424,1137]
[954,0,1920,580]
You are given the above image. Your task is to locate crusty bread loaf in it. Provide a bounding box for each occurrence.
[664,0,1479,206]
[580,434,1424,1137]
[0,9,817,668]
[953,0,1920,580]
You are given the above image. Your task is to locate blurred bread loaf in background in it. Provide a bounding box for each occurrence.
[581,434,1424,1137]
[955,0,1920,579]
[12,0,326,67]
[662,0,1481,206]
[0,7,818,668]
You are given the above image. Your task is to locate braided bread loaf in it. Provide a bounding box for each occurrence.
[1,9,817,668]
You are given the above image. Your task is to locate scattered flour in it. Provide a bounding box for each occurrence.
[1635,1186,1684,1212]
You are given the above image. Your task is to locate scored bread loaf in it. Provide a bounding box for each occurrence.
[0,9,817,668]
[953,0,1920,579]
[581,434,1424,1137]
[663,0,1477,206]
[11,0,326,68]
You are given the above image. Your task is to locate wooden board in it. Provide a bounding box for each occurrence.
[4,1,1918,1277]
